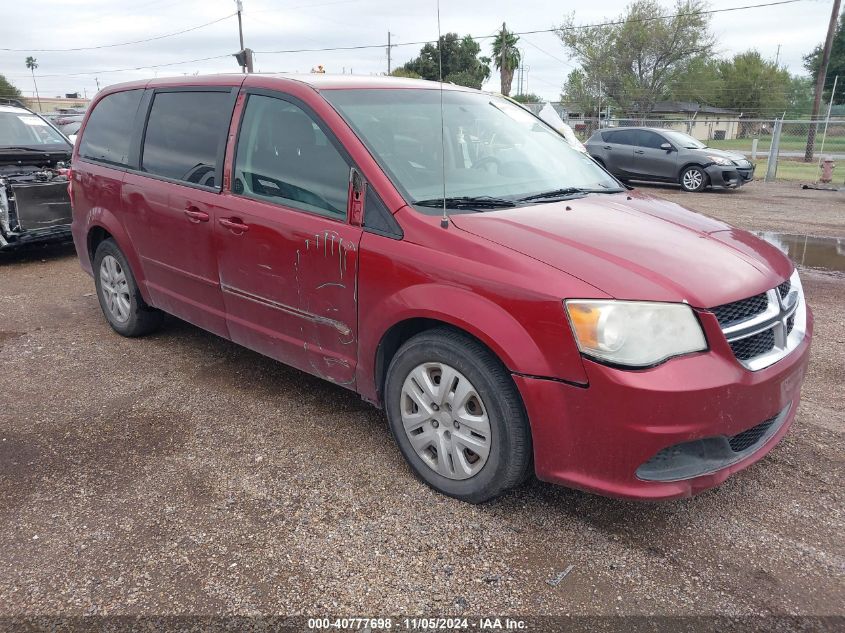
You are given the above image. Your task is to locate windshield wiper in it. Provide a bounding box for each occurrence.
[415,196,516,209]
[518,187,623,202]
[0,146,66,152]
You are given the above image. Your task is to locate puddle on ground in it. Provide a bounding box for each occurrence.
[754,232,845,273]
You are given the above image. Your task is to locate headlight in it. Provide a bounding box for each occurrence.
[564,300,707,367]
[706,155,733,166]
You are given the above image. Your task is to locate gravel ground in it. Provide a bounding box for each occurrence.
[0,184,843,620]
[641,180,845,238]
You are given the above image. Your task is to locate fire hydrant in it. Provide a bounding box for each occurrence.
[820,157,835,183]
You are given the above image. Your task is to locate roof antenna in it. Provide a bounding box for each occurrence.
[436,0,448,229]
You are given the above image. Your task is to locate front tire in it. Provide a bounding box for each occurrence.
[384,328,532,503]
[680,165,708,192]
[93,239,163,337]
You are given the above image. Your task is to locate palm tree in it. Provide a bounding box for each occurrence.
[492,23,520,97]
[25,56,41,110]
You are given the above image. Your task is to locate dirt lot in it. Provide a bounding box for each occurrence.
[0,183,843,622]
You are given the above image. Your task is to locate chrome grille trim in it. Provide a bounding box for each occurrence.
[714,277,806,371]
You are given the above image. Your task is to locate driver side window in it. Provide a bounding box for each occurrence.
[233,94,350,219]
[637,130,669,149]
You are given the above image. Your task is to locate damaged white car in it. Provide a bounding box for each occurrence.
[0,100,73,251]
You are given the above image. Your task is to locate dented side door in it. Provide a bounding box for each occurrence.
[214,89,362,387]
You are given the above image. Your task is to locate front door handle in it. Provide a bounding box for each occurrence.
[184,208,209,223]
[219,217,250,233]
[603,145,612,150]
[634,149,645,154]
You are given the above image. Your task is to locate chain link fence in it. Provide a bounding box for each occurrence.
[522,103,845,183]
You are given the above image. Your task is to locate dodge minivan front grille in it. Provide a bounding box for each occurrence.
[710,277,804,371]
[711,293,768,328]
[729,329,775,361]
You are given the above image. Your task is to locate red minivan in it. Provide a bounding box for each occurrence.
[69,74,812,503]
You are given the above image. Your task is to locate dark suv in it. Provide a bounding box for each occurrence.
[0,100,73,250]
[586,127,754,192]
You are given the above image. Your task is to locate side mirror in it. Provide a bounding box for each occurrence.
[660,142,674,151]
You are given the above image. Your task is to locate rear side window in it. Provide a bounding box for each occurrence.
[141,91,233,187]
[79,89,143,166]
[605,129,637,145]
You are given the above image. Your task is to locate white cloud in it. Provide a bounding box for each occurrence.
[0,0,832,102]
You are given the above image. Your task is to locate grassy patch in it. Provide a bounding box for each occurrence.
[754,159,824,182]
[709,134,845,155]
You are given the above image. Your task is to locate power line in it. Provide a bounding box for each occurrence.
[2,0,812,80]
[20,55,234,78]
[0,13,236,52]
[253,0,808,54]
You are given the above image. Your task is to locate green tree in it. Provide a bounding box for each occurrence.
[492,23,520,96]
[668,58,722,105]
[804,10,844,105]
[561,68,608,117]
[785,75,815,117]
[0,74,22,100]
[25,56,41,110]
[715,51,790,118]
[510,93,543,104]
[389,67,421,79]
[401,33,491,89]
[557,0,714,115]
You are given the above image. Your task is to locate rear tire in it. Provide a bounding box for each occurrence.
[680,165,708,192]
[384,328,532,503]
[93,239,163,337]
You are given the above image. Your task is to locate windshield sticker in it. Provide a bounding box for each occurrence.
[18,115,49,127]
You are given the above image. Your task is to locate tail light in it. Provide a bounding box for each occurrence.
[66,167,75,207]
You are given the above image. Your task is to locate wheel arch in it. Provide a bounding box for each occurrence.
[358,282,582,407]
[678,161,708,180]
[84,207,152,304]
[373,317,518,409]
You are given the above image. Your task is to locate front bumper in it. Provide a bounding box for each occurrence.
[514,307,812,500]
[706,163,754,188]
[0,224,72,251]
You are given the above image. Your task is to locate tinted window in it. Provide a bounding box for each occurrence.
[233,94,349,218]
[636,130,668,149]
[79,89,143,165]
[605,129,637,145]
[141,91,232,187]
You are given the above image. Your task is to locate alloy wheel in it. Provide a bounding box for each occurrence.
[400,362,492,480]
[682,168,704,191]
[99,255,131,323]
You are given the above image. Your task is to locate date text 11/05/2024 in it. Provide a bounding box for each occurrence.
[306,617,527,630]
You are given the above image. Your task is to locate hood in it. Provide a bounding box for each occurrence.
[696,147,748,162]
[450,191,792,308]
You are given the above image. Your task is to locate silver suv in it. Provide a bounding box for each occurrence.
[585,127,754,192]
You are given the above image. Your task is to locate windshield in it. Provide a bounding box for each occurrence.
[661,130,706,149]
[0,110,70,148]
[324,89,620,211]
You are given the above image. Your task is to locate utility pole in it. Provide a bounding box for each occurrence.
[805,0,841,162]
[387,32,395,74]
[236,0,245,74]
[499,22,508,96]
[775,43,781,66]
[818,74,839,160]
